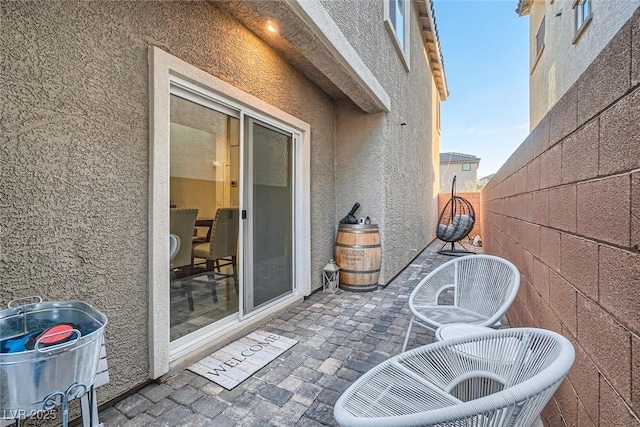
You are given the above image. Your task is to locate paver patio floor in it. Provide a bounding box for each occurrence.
[100,240,482,426]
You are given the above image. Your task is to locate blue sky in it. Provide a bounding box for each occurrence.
[434,0,530,178]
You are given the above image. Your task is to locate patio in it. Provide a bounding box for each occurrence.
[99,240,484,427]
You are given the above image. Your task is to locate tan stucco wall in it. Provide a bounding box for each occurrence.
[1,0,335,404]
[323,0,441,282]
[527,0,639,128]
[482,9,640,425]
[431,87,442,236]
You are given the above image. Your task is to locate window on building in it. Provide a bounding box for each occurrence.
[389,0,406,50]
[384,0,410,71]
[462,163,471,171]
[535,17,545,58]
[573,0,592,43]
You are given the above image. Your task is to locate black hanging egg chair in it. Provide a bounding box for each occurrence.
[437,176,476,256]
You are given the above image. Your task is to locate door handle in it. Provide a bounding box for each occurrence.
[242,210,247,219]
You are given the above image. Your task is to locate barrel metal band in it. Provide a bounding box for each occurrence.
[341,283,378,287]
[341,268,381,274]
[335,243,381,249]
[339,229,377,234]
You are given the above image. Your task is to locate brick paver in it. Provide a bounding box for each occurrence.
[100,241,471,426]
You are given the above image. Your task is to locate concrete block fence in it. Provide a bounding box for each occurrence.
[481,8,639,427]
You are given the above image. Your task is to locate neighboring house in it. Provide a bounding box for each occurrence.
[439,152,480,193]
[482,7,639,427]
[516,0,640,129]
[477,173,495,190]
[2,0,447,406]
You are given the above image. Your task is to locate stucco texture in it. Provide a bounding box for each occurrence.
[323,0,440,282]
[1,0,335,403]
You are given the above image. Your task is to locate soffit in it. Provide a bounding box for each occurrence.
[214,0,390,113]
[416,0,449,100]
[516,0,533,16]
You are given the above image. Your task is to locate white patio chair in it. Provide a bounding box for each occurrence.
[334,328,575,427]
[403,254,519,351]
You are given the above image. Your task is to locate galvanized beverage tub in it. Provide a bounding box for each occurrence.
[0,296,108,419]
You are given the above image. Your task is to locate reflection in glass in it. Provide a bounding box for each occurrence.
[249,122,293,311]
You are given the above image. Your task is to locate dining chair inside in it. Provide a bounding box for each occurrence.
[170,208,198,310]
[192,207,240,303]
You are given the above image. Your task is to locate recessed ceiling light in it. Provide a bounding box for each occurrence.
[267,22,278,33]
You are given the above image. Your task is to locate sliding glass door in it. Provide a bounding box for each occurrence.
[243,118,294,315]
[169,91,240,341]
[168,87,296,336]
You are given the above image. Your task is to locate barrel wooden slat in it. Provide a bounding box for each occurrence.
[334,224,381,291]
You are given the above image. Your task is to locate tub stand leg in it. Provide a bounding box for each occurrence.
[81,385,101,427]
[43,382,88,427]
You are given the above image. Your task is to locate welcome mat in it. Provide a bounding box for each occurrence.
[187,330,298,390]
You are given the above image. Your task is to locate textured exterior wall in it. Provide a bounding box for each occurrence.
[324,0,440,282]
[440,162,479,192]
[527,0,639,128]
[1,0,335,404]
[482,10,640,425]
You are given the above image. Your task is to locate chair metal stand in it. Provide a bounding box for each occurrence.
[437,239,475,256]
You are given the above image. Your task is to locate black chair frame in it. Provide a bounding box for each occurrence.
[437,176,476,256]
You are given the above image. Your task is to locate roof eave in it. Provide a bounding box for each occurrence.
[417,0,449,100]
[441,160,481,165]
[516,0,532,16]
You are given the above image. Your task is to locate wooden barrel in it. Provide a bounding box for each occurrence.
[334,224,381,291]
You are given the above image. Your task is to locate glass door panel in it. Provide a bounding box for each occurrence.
[244,119,294,314]
[169,93,240,341]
